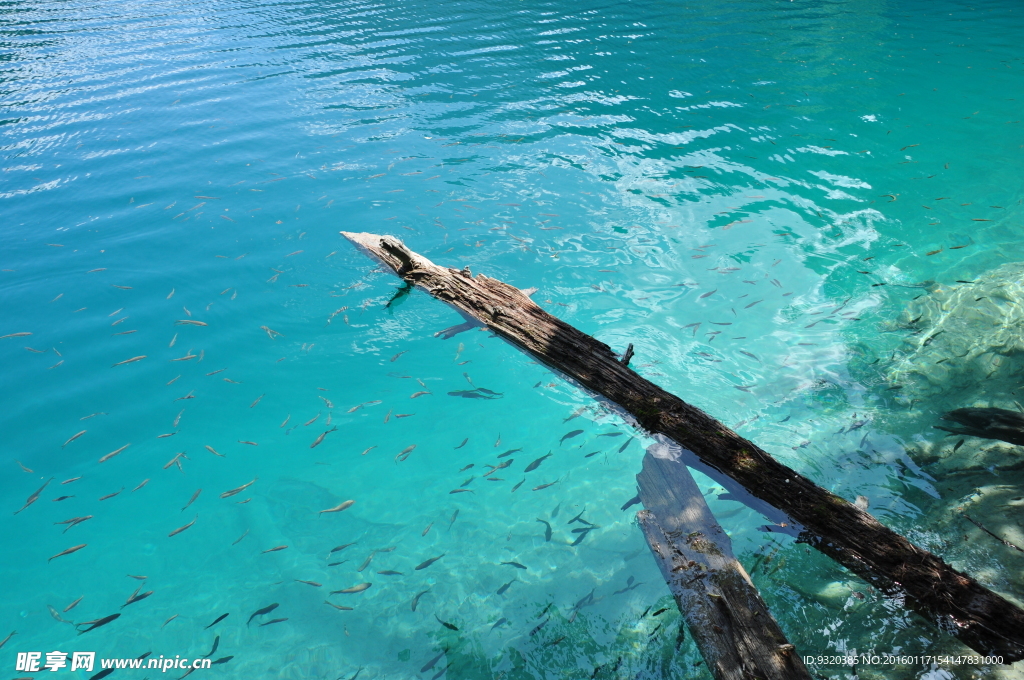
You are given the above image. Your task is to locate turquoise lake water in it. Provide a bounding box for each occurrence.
[3,0,1024,677]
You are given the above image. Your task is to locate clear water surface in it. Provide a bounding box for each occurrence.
[2,0,1024,678]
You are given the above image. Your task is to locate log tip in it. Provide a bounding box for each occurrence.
[340,231,385,249]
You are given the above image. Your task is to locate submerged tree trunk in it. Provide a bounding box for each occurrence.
[341,231,1024,661]
[637,452,812,680]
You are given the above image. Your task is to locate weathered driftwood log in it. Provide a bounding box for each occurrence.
[341,231,1024,660]
[637,452,811,680]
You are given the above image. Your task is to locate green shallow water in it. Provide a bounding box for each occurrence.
[2,0,1024,677]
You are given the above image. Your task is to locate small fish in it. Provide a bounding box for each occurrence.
[954,439,965,452]
[175,319,208,326]
[181,489,202,511]
[570,529,591,546]
[305,412,321,426]
[491,617,508,630]
[161,614,178,628]
[536,519,552,541]
[331,583,372,594]
[0,332,32,339]
[121,590,154,609]
[204,613,229,629]
[250,393,265,408]
[361,446,377,456]
[62,430,87,448]
[560,430,583,444]
[568,508,587,524]
[533,481,558,491]
[319,500,355,515]
[48,544,87,562]
[324,601,354,611]
[498,448,521,458]
[77,613,120,634]
[331,540,360,553]
[391,351,408,362]
[262,545,288,554]
[524,452,552,472]
[14,476,54,514]
[311,426,338,448]
[295,580,321,587]
[511,478,524,492]
[698,289,717,299]
[64,596,84,612]
[205,445,225,457]
[435,614,458,631]
[496,579,516,595]
[168,515,197,537]
[563,407,587,424]
[421,649,447,673]
[411,589,430,611]
[415,554,445,570]
[377,570,403,576]
[397,443,416,459]
[202,635,220,659]
[220,477,257,498]
[501,561,528,570]
[232,529,249,545]
[132,479,149,493]
[422,522,433,536]
[48,604,74,624]
[449,509,459,528]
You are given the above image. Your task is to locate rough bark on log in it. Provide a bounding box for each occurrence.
[341,231,1024,661]
[637,451,811,680]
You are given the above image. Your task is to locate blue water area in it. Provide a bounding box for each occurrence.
[3,0,1024,677]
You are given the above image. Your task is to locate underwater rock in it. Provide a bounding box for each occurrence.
[886,262,1024,414]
